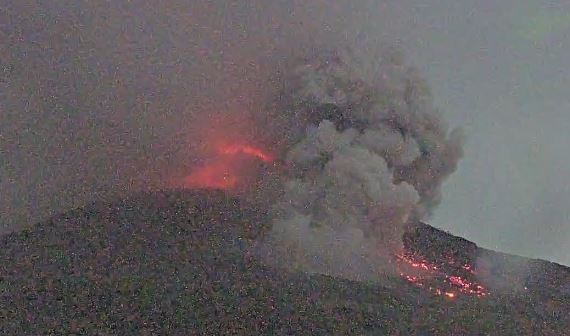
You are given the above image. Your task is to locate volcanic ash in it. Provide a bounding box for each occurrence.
[257,48,463,281]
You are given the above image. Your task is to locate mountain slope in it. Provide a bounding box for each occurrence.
[1,190,568,335]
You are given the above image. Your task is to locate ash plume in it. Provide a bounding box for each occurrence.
[2,0,463,282]
[256,48,464,281]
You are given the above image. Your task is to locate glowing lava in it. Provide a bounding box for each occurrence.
[396,252,488,298]
[219,144,273,163]
[183,143,273,190]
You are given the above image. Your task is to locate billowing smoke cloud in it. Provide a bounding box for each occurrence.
[256,48,464,281]
[2,1,463,279]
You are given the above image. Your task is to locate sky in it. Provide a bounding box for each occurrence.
[389,1,570,266]
[1,1,569,266]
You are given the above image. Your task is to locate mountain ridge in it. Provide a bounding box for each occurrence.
[1,190,568,335]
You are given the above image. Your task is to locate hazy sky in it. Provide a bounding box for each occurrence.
[389,1,570,266]
[2,1,569,266]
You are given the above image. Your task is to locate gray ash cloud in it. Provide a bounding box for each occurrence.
[256,48,464,280]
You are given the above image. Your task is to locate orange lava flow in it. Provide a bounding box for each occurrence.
[183,143,273,190]
[218,144,273,163]
[396,253,489,299]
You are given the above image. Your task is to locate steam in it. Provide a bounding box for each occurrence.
[257,48,464,280]
[475,251,531,294]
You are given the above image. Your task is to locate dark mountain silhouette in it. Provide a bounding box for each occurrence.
[1,190,568,335]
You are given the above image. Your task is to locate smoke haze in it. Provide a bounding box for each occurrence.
[2,1,570,268]
[0,0,329,231]
[255,49,462,280]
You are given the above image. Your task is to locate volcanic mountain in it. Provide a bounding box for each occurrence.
[1,190,569,335]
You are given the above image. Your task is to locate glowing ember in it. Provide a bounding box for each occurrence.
[445,292,456,298]
[183,143,273,190]
[396,253,439,272]
[218,144,273,163]
[462,264,475,274]
[396,252,489,298]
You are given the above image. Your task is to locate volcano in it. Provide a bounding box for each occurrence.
[1,190,568,335]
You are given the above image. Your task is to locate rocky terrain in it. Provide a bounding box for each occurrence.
[1,190,568,335]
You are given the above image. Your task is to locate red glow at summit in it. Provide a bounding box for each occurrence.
[183,142,274,190]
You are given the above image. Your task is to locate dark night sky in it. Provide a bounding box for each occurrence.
[1,1,569,266]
